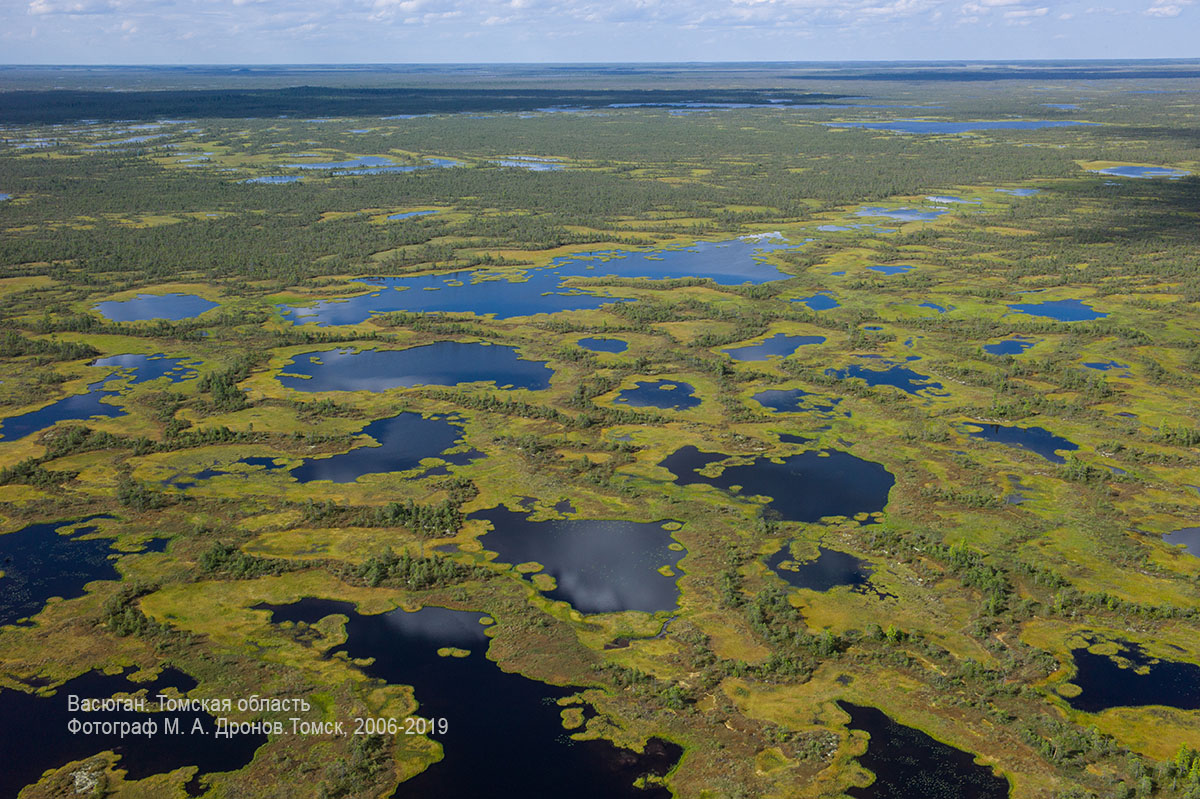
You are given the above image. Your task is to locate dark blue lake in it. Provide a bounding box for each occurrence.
[614,380,699,410]
[963,422,1078,464]
[1089,166,1190,179]
[795,292,840,311]
[868,265,915,276]
[0,354,198,441]
[276,344,553,392]
[1082,360,1130,372]
[472,506,684,613]
[94,293,218,321]
[723,334,825,361]
[0,667,264,798]
[984,337,1037,355]
[577,337,628,354]
[279,237,798,325]
[257,600,680,797]
[257,413,479,484]
[752,388,842,415]
[1066,640,1200,713]
[855,207,946,222]
[0,516,126,626]
[388,210,440,221]
[1007,299,1106,321]
[767,545,872,592]
[919,302,949,313]
[1165,527,1200,557]
[659,446,893,523]
[828,119,1094,134]
[838,701,1009,799]
[825,359,945,396]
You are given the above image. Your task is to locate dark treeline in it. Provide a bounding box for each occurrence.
[0,87,846,125]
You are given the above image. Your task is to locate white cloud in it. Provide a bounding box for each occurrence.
[1144,0,1190,13]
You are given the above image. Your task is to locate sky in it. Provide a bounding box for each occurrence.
[0,0,1195,64]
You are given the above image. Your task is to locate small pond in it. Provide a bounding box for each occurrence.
[1065,639,1200,713]
[658,446,893,523]
[963,422,1078,464]
[0,667,265,798]
[614,380,699,410]
[919,302,948,313]
[388,210,440,221]
[994,188,1040,196]
[94,293,218,322]
[1164,527,1200,557]
[751,388,843,415]
[855,207,947,222]
[767,544,873,592]
[868,265,916,276]
[577,337,629,354]
[1082,360,1130,373]
[257,599,680,797]
[240,176,301,184]
[838,701,1009,799]
[472,506,684,613]
[795,292,840,311]
[825,358,945,396]
[1089,165,1190,179]
[276,344,553,392]
[1007,299,1106,321]
[723,333,825,361]
[984,337,1037,356]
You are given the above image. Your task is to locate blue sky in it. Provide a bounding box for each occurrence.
[1,0,1194,64]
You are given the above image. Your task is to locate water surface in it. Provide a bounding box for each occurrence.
[838,701,1009,799]
[1165,527,1200,557]
[825,358,945,396]
[473,506,684,613]
[723,334,825,361]
[288,413,481,483]
[1066,640,1200,712]
[577,337,628,354]
[1089,165,1190,179]
[963,422,1078,464]
[0,667,264,798]
[795,292,840,311]
[279,237,798,325]
[855,207,946,222]
[276,344,553,392]
[1007,299,1106,321]
[257,600,680,797]
[659,446,893,523]
[0,354,198,441]
[388,210,440,221]
[994,188,1040,196]
[614,380,699,410]
[94,293,218,321]
[752,388,842,415]
[984,337,1037,355]
[868,265,916,276]
[0,516,123,625]
[767,545,872,592]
